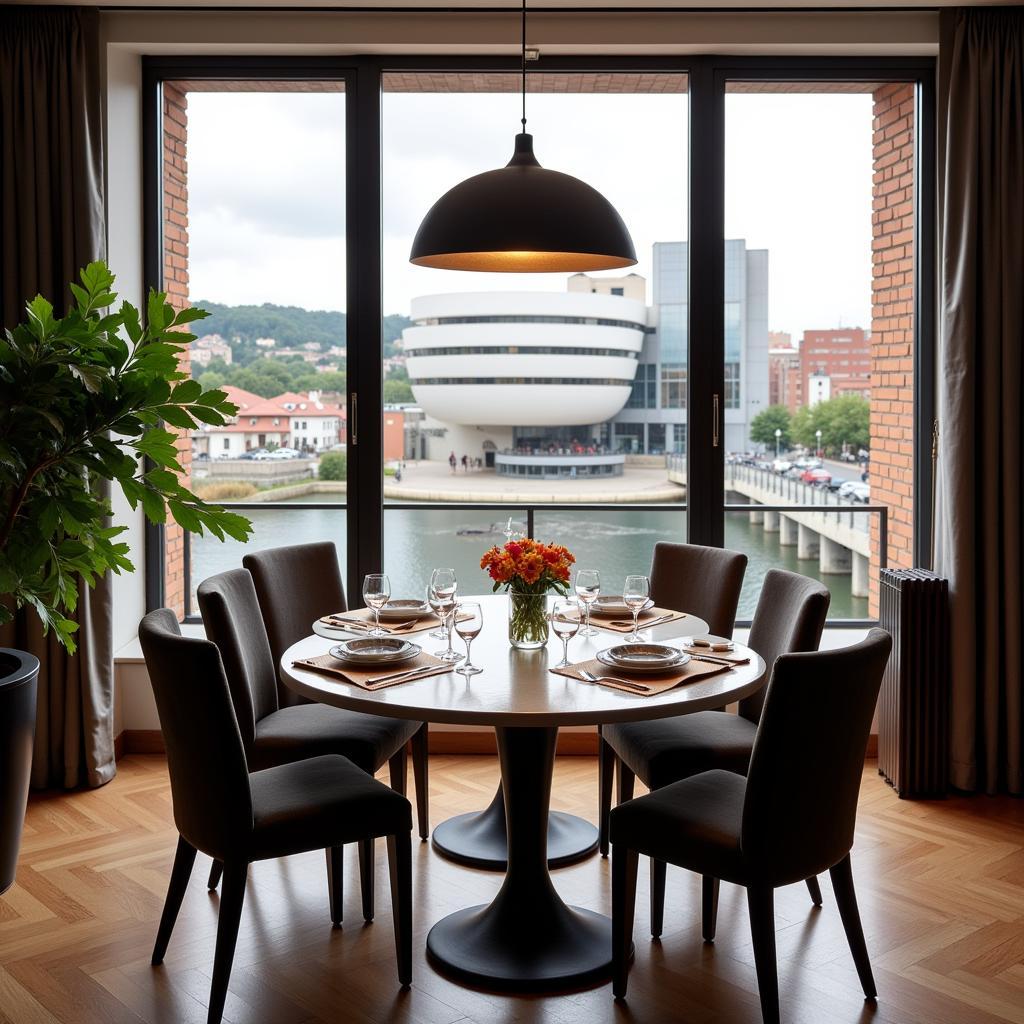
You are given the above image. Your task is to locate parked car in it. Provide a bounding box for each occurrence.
[837,480,860,500]
[250,449,272,461]
[267,448,299,460]
[826,477,847,492]
[794,456,823,471]
[194,452,210,462]
[850,482,871,503]
[801,468,832,485]
[772,459,792,474]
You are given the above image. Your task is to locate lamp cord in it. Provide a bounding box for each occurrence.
[521,0,527,133]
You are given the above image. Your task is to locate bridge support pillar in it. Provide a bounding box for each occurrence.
[820,536,852,575]
[779,516,799,546]
[749,501,764,526]
[763,510,780,533]
[852,552,870,597]
[797,524,820,560]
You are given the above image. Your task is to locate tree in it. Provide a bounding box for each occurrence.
[790,395,870,455]
[318,451,346,480]
[383,377,414,404]
[749,405,792,451]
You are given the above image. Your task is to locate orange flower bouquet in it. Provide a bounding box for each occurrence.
[480,539,575,649]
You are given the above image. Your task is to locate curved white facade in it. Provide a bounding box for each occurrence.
[403,291,647,428]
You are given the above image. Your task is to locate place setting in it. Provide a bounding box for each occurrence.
[575,571,692,638]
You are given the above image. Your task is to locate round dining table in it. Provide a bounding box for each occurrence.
[282,594,766,994]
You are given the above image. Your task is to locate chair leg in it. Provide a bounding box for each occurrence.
[326,846,343,926]
[411,723,430,840]
[357,838,375,922]
[387,832,412,987]
[152,836,197,965]
[650,859,667,938]
[805,875,823,907]
[389,744,408,798]
[207,860,248,1024]
[702,875,720,943]
[617,758,635,806]
[746,885,780,1024]
[598,731,615,857]
[207,859,222,891]
[829,854,876,1000]
[612,843,640,1000]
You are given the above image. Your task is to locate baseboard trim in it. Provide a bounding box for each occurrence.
[116,728,881,761]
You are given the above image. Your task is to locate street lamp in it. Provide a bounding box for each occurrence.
[775,427,782,458]
[815,428,822,457]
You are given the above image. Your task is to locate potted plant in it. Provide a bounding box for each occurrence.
[0,262,252,893]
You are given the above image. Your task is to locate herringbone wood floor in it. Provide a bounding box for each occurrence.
[2,754,1023,1024]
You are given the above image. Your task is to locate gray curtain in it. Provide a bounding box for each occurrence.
[935,7,1024,795]
[0,6,114,789]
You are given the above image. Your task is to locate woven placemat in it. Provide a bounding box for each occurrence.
[293,651,453,690]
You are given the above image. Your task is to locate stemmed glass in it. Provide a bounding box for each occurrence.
[574,569,601,637]
[623,574,650,643]
[455,601,483,676]
[429,570,462,663]
[429,568,456,640]
[362,574,391,637]
[551,598,583,669]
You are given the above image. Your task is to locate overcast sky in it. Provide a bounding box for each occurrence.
[186,88,873,338]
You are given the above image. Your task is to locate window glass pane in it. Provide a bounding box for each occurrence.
[160,81,348,615]
[724,82,916,619]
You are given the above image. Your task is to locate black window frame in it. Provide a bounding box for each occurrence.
[142,52,935,627]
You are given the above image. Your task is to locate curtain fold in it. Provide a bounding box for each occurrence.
[935,7,1024,795]
[0,6,114,790]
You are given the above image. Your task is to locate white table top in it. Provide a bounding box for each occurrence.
[281,595,765,727]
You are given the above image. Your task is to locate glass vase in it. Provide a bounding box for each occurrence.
[508,590,550,650]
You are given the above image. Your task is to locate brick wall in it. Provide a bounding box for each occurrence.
[868,83,916,614]
[162,83,191,618]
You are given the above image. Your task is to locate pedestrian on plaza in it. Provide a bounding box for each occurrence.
[461,454,469,472]
[449,451,457,473]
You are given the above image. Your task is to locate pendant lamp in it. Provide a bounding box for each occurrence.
[409,0,637,273]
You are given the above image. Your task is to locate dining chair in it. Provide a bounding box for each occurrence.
[610,628,892,1024]
[243,542,430,842]
[602,567,830,935]
[197,567,420,916]
[139,609,412,1024]
[598,541,748,858]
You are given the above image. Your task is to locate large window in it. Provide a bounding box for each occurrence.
[145,57,933,625]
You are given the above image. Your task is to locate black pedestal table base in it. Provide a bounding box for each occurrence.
[431,786,599,870]
[426,727,614,992]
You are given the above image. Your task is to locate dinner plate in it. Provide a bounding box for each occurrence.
[596,646,691,675]
[378,599,431,622]
[590,596,656,618]
[329,638,420,666]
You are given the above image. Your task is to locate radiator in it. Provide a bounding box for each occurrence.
[878,568,950,798]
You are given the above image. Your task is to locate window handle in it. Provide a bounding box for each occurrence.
[351,392,357,446]
[712,393,720,449]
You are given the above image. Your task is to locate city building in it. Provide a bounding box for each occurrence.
[800,327,872,404]
[189,332,233,366]
[769,339,803,411]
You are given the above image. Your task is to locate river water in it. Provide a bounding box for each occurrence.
[190,497,869,620]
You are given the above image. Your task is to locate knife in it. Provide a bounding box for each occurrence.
[371,663,446,686]
[607,613,675,628]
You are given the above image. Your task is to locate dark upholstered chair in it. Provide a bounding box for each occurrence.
[197,567,421,912]
[610,628,892,1024]
[598,542,748,858]
[140,610,412,1024]
[243,542,430,841]
[602,567,830,935]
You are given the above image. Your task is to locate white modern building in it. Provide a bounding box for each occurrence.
[403,288,648,464]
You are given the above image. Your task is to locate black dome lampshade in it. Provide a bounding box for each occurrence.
[409,0,636,274]
[409,133,637,273]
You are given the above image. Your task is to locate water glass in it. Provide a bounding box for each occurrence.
[455,601,483,676]
[623,574,650,643]
[551,598,583,669]
[362,574,391,637]
[429,567,457,639]
[574,569,601,637]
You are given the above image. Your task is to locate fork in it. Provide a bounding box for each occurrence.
[578,667,652,693]
[607,613,675,629]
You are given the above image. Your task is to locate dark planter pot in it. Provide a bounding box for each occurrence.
[0,648,39,896]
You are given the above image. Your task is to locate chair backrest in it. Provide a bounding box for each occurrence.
[739,568,831,724]
[648,542,747,639]
[741,628,892,884]
[243,542,347,707]
[197,569,280,748]
[139,609,252,859]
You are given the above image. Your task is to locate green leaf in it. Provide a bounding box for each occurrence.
[167,499,202,533]
[140,487,166,524]
[187,405,225,426]
[156,405,198,430]
[172,307,211,326]
[171,379,202,403]
[37,500,61,539]
[193,388,229,408]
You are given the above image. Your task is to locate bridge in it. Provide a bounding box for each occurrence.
[667,457,886,599]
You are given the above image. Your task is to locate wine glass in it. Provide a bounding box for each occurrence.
[429,568,457,639]
[574,569,601,637]
[362,574,391,637]
[623,574,650,643]
[454,601,483,676]
[551,598,583,669]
